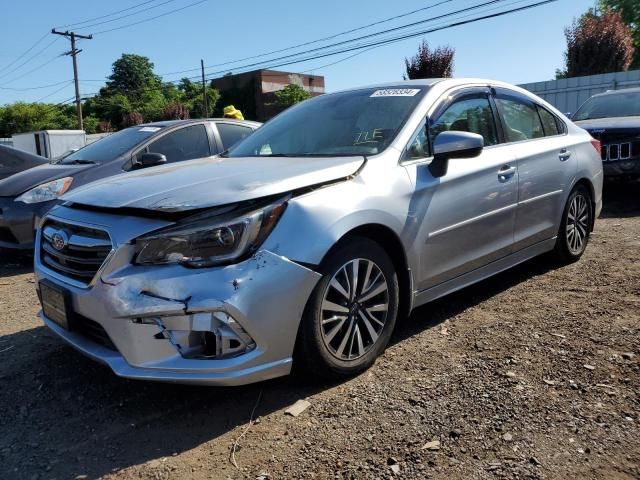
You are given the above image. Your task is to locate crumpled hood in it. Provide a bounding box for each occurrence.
[0,163,93,197]
[574,116,640,131]
[63,155,365,212]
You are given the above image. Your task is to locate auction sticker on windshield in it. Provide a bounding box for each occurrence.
[139,127,162,132]
[370,89,421,97]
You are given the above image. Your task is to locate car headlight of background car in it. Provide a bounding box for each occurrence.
[134,198,288,267]
[15,177,74,204]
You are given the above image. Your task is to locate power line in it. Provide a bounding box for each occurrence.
[158,0,459,77]
[301,46,380,74]
[35,81,74,103]
[73,0,558,103]
[0,79,73,91]
[56,0,161,28]
[72,0,179,31]
[35,0,555,108]
[200,0,557,82]
[302,0,531,74]
[184,0,510,82]
[161,0,508,82]
[200,0,509,80]
[0,54,65,87]
[0,32,50,74]
[91,0,208,35]
[0,37,60,81]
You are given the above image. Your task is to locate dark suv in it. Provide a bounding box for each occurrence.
[0,118,260,252]
[573,88,640,179]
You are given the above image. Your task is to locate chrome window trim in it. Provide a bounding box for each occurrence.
[428,203,518,238]
[518,189,563,206]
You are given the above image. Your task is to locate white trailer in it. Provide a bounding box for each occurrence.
[11,130,86,159]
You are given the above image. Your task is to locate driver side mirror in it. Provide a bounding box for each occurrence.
[429,131,484,178]
[139,152,168,168]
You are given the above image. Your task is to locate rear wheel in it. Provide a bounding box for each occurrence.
[554,185,592,262]
[296,237,399,379]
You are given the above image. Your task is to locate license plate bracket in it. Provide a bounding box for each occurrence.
[40,280,71,330]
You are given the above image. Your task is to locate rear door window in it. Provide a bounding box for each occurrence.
[495,96,544,142]
[145,124,211,163]
[217,123,254,150]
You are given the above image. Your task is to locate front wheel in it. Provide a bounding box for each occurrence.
[553,185,592,263]
[296,237,399,379]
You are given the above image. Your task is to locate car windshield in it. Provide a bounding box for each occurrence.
[226,87,427,157]
[59,126,164,164]
[573,91,640,121]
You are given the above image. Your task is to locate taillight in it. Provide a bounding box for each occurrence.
[590,138,601,156]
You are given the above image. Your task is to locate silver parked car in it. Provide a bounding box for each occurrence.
[34,79,603,385]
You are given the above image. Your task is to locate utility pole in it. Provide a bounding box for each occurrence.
[51,29,92,130]
[201,59,209,118]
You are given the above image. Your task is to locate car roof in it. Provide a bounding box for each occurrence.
[0,143,46,161]
[137,118,261,129]
[588,87,640,98]
[328,78,536,95]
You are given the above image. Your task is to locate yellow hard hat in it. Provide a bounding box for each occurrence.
[223,105,244,120]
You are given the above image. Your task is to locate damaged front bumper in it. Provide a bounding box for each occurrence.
[34,209,321,386]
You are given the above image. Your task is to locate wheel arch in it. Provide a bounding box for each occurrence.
[320,223,413,320]
[573,177,597,232]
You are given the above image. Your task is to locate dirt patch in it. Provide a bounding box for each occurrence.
[0,182,638,480]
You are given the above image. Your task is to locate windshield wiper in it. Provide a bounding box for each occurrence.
[65,159,96,165]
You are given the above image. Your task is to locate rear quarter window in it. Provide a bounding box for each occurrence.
[537,106,560,136]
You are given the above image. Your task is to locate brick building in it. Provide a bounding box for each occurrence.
[211,69,325,122]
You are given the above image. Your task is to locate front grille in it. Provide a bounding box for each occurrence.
[601,141,640,161]
[40,219,112,284]
[588,128,640,162]
[71,315,117,351]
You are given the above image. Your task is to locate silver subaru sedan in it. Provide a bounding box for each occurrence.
[34,79,603,385]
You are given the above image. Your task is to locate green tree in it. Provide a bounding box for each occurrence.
[273,84,311,107]
[138,89,167,122]
[177,78,220,118]
[0,103,76,137]
[599,0,640,68]
[105,53,162,98]
[561,10,635,78]
[82,116,99,134]
[84,53,170,128]
[84,92,132,128]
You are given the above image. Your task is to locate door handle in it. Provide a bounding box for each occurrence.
[559,149,571,161]
[498,165,516,180]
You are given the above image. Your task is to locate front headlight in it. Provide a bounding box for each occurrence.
[15,177,73,204]
[134,198,288,267]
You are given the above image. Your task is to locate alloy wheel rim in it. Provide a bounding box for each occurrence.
[320,258,389,361]
[566,193,589,255]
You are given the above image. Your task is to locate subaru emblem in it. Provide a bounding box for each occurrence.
[51,230,69,251]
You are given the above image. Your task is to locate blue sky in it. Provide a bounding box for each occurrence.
[0,0,597,105]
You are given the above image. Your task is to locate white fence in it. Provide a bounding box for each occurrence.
[0,133,111,151]
[519,69,640,115]
[86,132,112,144]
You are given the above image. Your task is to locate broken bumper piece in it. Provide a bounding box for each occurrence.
[36,250,321,386]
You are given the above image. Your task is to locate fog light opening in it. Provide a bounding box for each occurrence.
[146,312,256,360]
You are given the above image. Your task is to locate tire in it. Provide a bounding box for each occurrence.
[553,185,592,263]
[296,237,399,379]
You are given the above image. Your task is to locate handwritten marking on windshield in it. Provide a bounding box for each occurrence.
[354,129,384,145]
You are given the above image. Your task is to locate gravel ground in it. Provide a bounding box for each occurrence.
[0,182,638,480]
